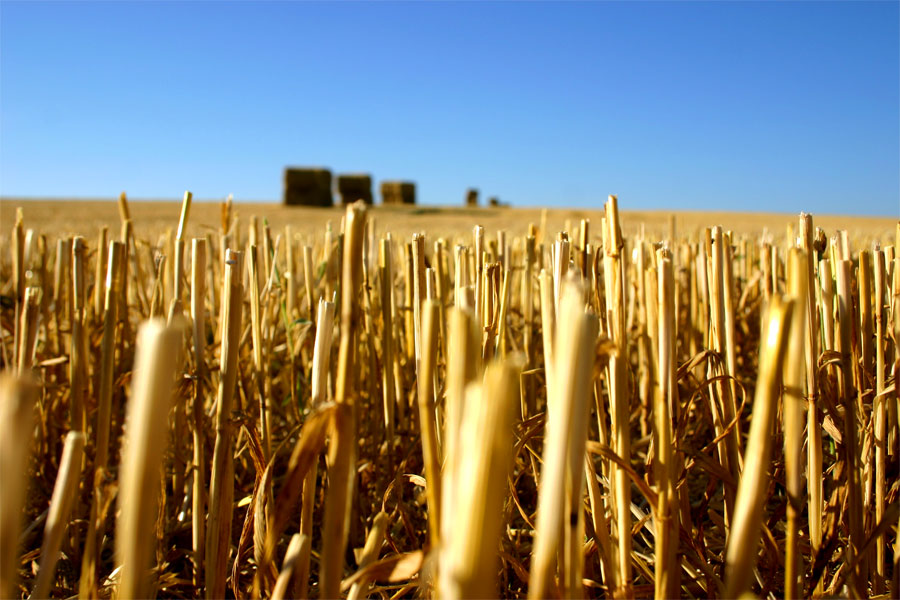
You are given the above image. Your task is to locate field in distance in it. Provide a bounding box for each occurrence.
[1,198,894,243]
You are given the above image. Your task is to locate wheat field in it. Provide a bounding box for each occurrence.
[0,195,897,599]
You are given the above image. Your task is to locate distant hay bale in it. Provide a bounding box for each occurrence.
[337,174,373,205]
[465,188,479,207]
[283,167,333,207]
[488,196,500,207]
[381,181,416,205]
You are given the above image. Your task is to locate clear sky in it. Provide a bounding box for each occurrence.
[1,1,898,215]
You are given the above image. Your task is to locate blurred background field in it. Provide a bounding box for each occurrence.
[2,199,894,243]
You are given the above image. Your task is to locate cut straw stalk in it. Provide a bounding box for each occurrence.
[412,233,426,366]
[311,298,336,406]
[529,278,598,600]
[205,249,243,600]
[403,243,416,365]
[115,319,182,600]
[799,215,823,576]
[873,248,887,593]
[379,239,396,440]
[474,225,485,327]
[119,220,133,329]
[11,209,25,366]
[172,190,193,311]
[858,250,876,588]
[603,195,633,592]
[93,240,125,472]
[724,296,794,599]
[783,248,808,599]
[636,240,652,438]
[167,205,190,525]
[303,245,315,320]
[416,300,443,549]
[440,361,520,599]
[454,244,470,310]
[708,226,740,527]
[539,269,556,402]
[190,238,207,587]
[440,308,478,550]
[836,258,865,597]
[30,431,85,600]
[654,253,679,600]
[296,297,335,599]
[433,240,449,362]
[320,202,367,600]
[70,237,88,432]
[285,227,297,317]
[893,235,900,597]
[523,234,536,362]
[18,287,41,373]
[79,240,124,598]
[248,244,271,461]
[53,237,72,356]
[0,373,38,600]
[94,226,108,321]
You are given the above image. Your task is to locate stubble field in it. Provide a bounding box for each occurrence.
[0,196,897,599]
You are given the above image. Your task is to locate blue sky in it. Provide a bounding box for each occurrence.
[1,1,898,215]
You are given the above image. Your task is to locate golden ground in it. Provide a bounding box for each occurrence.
[1,198,895,245]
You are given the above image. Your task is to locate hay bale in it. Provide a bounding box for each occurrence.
[380,181,416,205]
[336,174,373,205]
[283,167,333,207]
[488,196,500,207]
[465,188,479,207]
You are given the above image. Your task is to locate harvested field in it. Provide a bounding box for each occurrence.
[0,196,897,599]
[0,199,893,241]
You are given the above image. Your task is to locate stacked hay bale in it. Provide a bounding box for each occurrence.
[380,181,416,205]
[283,167,333,206]
[336,174,373,205]
[488,196,500,207]
[465,188,479,207]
